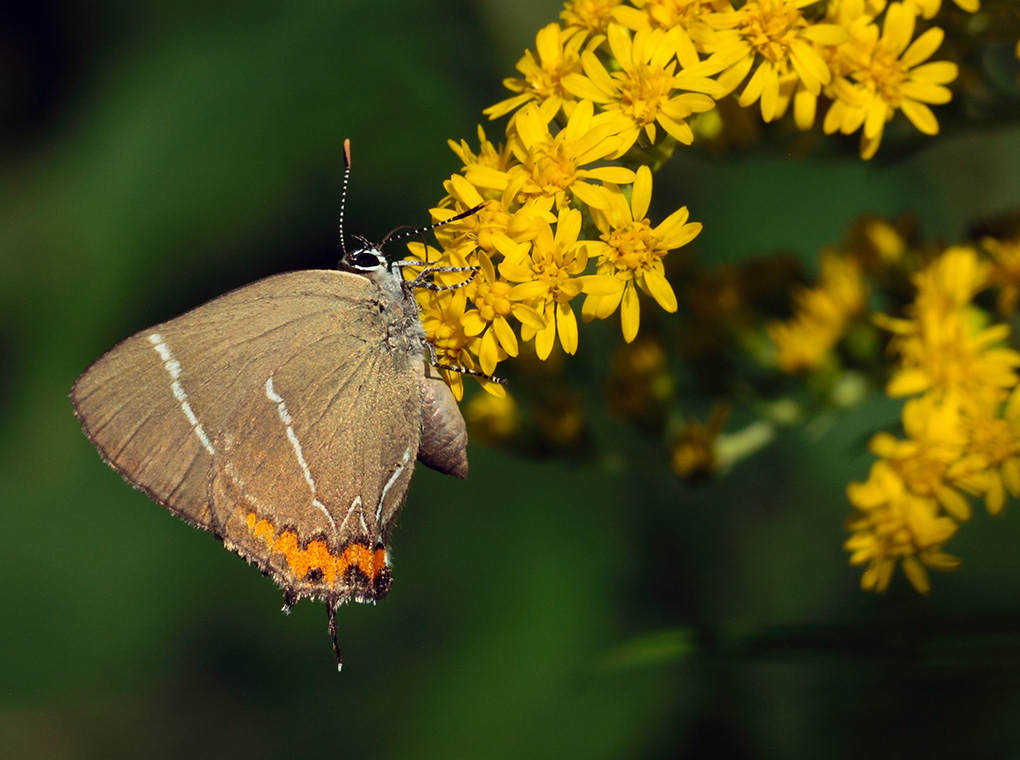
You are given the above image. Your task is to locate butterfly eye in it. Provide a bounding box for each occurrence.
[346,249,384,271]
[357,252,382,268]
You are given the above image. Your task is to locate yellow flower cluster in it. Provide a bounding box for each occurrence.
[414,28,710,397]
[413,0,973,398]
[767,250,867,373]
[845,246,1020,593]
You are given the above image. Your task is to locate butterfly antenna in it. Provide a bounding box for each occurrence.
[339,138,354,256]
[381,203,487,246]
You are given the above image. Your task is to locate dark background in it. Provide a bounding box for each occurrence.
[2,1,1020,758]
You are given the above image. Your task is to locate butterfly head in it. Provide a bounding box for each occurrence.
[339,239,387,275]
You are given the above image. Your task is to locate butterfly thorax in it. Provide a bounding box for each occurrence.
[340,246,428,359]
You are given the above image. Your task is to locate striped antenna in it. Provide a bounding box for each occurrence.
[339,138,353,255]
[380,204,485,248]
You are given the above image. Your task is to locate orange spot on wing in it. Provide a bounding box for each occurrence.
[245,511,383,585]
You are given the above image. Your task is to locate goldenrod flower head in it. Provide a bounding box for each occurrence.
[448,125,515,180]
[983,234,1020,316]
[613,0,733,53]
[957,387,1020,515]
[505,99,637,210]
[583,165,701,342]
[911,245,990,317]
[882,309,1020,406]
[845,460,961,593]
[607,337,675,430]
[769,316,840,372]
[485,23,589,120]
[825,2,957,159]
[868,394,973,520]
[501,208,622,359]
[671,402,731,480]
[434,174,557,259]
[767,250,865,373]
[413,285,489,401]
[861,215,908,263]
[561,0,627,38]
[460,271,541,375]
[708,0,848,122]
[563,24,722,151]
[877,247,1020,406]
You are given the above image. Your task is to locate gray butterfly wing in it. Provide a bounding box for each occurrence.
[71,270,419,553]
[208,321,421,604]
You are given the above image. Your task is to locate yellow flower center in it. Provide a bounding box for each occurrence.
[893,454,946,499]
[530,54,581,98]
[534,256,575,302]
[644,0,704,29]
[422,311,469,351]
[561,0,620,33]
[474,280,514,322]
[738,0,804,63]
[858,42,907,105]
[601,219,662,273]
[615,63,676,126]
[526,144,578,195]
[968,416,1020,466]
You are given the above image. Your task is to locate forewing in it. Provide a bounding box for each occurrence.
[71,270,381,532]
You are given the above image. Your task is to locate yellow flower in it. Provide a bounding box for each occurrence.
[956,386,1020,515]
[825,3,957,159]
[769,315,841,372]
[563,24,722,151]
[707,0,849,122]
[432,173,556,261]
[983,234,1020,316]
[671,402,731,480]
[867,394,974,520]
[845,461,961,593]
[485,23,589,120]
[414,285,496,400]
[583,165,701,342]
[480,99,636,211]
[561,0,627,38]
[874,246,1020,408]
[768,250,866,373]
[606,337,675,430]
[460,271,544,375]
[448,125,516,181]
[910,245,990,317]
[501,208,622,358]
[613,0,733,54]
[881,309,1020,406]
[903,0,979,16]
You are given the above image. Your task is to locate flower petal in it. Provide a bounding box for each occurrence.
[511,301,547,330]
[579,274,626,295]
[642,270,678,312]
[631,165,652,221]
[901,99,939,135]
[535,317,556,359]
[493,315,520,357]
[901,27,944,69]
[556,301,579,354]
[909,60,958,85]
[621,283,640,342]
[572,180,612,209]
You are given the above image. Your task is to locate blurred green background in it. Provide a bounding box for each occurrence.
[2,1,1020,758]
